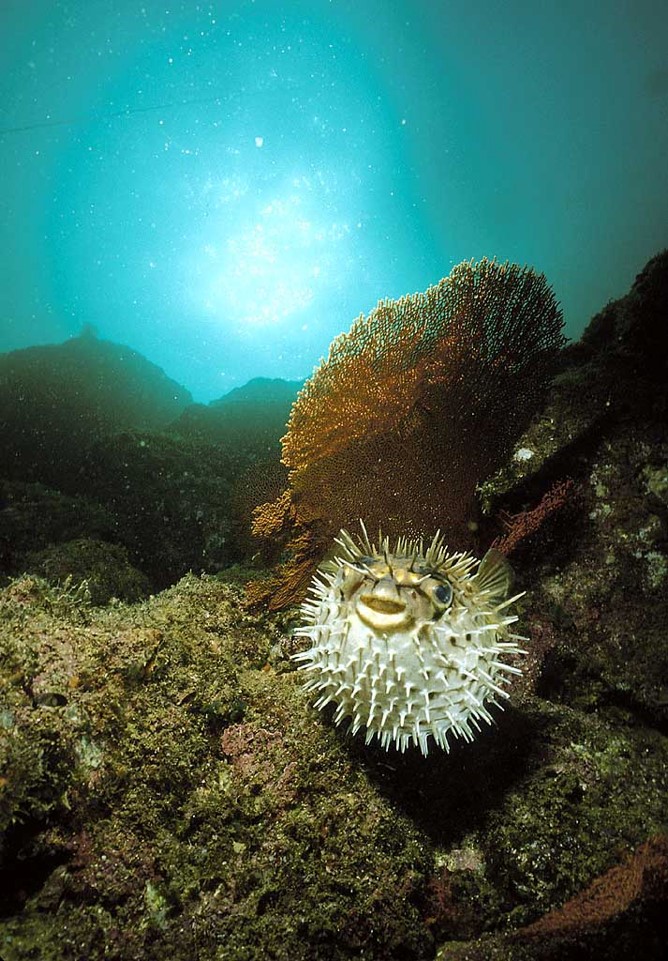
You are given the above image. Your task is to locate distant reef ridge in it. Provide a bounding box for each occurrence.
[169,376,303,449]
[0,330,192,448]
[0,331,301,479]
[210,375,304,408]
[0,333,300,589]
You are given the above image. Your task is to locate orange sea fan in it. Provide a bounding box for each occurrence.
[251,258,564,608]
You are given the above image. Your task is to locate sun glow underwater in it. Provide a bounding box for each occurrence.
[192,169,354,332]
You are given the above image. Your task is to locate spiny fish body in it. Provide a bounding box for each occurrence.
[294,524,525,756]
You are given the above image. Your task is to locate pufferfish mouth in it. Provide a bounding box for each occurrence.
[356,594,411,630]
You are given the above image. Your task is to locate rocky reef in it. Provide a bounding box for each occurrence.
[0,343,298,591]
[1,253,667,959]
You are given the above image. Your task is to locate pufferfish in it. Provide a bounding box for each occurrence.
[293,523,526,756]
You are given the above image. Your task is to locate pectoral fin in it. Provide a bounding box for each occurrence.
[477,548,513,601]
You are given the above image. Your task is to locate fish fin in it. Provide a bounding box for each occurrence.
[477,549,513,601]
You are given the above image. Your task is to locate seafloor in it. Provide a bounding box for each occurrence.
[1,253,667,960]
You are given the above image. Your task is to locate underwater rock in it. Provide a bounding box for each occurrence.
[480,249,668,728]
[0,332,192,487]
[0,359,294,594]
[23,537,151,605]
[435,834,668,960]
[0,480,116,579]
[170,376,302,453]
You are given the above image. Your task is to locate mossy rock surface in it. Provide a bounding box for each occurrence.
[0,574,434,960]
[0,563,666,960]
[22,538,151,605]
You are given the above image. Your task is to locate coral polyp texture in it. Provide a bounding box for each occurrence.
[294,524,525,755]
[251,258,564,608]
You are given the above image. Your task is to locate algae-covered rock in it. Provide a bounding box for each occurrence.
[23,538,151,605]
[0,563,665,960]
[0,574,433,960]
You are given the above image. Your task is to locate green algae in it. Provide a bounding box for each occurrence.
[1,560,666,959]
[0,574,433,959]
[483,703,667,924]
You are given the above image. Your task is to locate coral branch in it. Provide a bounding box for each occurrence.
[492,479,576,556]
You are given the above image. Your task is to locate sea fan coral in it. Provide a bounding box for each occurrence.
[251,259,564,608]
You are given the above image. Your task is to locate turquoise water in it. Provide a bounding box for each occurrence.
[1,0,667,401]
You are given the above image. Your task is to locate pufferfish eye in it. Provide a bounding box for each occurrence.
[431,580,453,609]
